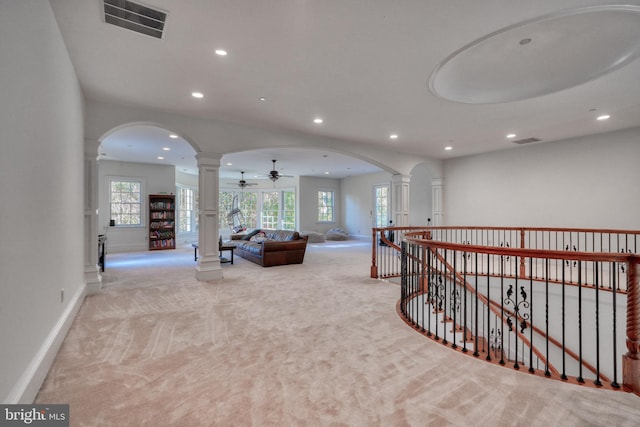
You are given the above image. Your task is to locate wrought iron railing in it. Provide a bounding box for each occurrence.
[372,226,640,395]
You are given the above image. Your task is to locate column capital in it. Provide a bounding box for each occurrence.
[196,152,222,166]
[392,174,411,183]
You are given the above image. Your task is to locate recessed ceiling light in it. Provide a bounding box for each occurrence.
[157,156,165,160]
[389,134,399,140]
[324,171,330,175]
[226,162,233,166]
[597,114,610,120]
[192,92,204,98]
[444,146,453,151]
[169,134,178,139]
[259,97,267,102]
[506,133,517,139]
[214,49,228,56]
[314,118,323,124]
[162,147,171,151]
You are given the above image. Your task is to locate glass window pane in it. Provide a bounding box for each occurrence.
[110,179,142,226]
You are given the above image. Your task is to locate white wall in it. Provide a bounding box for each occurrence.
[341,172,393,239]
[443,127,640,229]
[99,160,176,252]
[409,163,435,226]
[0,1,85,402]
[299,176,341,234]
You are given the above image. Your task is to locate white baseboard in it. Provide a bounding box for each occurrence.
[4,284,86,403]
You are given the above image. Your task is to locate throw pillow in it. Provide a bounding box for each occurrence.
[243,229,261,240]
[249,231,268,243]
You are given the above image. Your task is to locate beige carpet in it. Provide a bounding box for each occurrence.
[36,242,640,426]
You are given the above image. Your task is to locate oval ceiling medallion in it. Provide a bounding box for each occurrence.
[429,5,640,104]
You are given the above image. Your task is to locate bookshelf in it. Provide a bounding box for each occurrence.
[149,194,175,250]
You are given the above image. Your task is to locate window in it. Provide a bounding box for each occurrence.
[220,191,258,231]
[110,178,142,226]
[219,189,295,231]
[177,185,198,233]
[261,191,280,229]
[374,184,389,227]
[239,192,258,228]
[317,190,334,222]
[282,190,296,230]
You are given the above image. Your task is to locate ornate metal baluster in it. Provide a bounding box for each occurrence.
[443,250,449,345]
[420,246,426,333]
[486,253,492,361]
[611,262,620,388]
[462,251,468,353]
[451,250,459,349]
[474,252,480,357]
[504,256,531,369]
[529,257,534,373]
[577,260,584,383]
[500,254,506,365]
[594,261,602,386]
[545,258,551,377]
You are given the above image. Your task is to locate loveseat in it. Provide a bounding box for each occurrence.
[230,229,308,267]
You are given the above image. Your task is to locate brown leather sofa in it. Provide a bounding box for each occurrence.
[230,229,308,267]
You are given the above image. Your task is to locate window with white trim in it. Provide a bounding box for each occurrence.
[177,185,198,233]
[374,184,389,227]
[109,178,142,226]
[317,190,334,222]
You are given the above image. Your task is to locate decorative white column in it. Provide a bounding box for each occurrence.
[196,152,224,281]
[84,140,102,293]
[392,174,410,226]
[431,177,444,226]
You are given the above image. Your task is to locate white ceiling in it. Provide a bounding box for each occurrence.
[51,0,640,178]
[99,125,383,178]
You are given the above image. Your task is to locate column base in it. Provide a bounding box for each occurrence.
[196,257,224,281]
[84,266,102,295]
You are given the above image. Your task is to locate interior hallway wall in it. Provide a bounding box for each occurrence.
[341,172,393,240]
[443,127,640,229]
[0,1,85,402]
[99,160,176,253]
[409,163,435,226]
[299,176,341,234]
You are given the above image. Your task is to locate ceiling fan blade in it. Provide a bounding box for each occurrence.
[230,171,259,187]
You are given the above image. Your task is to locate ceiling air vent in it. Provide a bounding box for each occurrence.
[103,0,167,39]
[511,137,541,145]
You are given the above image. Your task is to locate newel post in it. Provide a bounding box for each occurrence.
[371,228,378,278]
[623,257,640,395]
[519,229,526,278]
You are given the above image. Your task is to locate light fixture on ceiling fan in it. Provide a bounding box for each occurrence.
[227,171,258,189]
[267,159,293,182]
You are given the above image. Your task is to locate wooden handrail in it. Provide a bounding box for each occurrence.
[383,225,640,395]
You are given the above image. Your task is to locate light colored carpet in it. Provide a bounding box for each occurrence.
[36,242,640,426]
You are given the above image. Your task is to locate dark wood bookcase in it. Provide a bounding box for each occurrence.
[148,194,175,250]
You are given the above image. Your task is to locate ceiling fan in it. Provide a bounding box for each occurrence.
[227,171,258,189]
[267,159,293,182]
